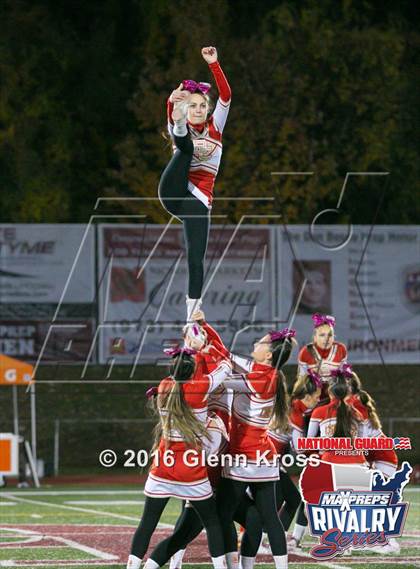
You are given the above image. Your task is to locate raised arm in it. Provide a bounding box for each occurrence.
[202,47,231,103]
[202,46,231,132]
[192,310,229,357]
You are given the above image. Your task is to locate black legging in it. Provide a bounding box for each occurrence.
[296,501,308,527]
[150,493,263,566]
[149,502,202,566]
[217,478,287,556]
[238,470,301,557]
[158,131,210,299]
[130,495,224,560]
[276,470,301,531]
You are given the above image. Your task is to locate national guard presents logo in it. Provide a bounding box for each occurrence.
[299,460,412,559]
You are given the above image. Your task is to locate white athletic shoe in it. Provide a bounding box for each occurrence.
[127,555,142,569]
[288,537,302,551]
[366,538,400,555]
[186,296,202,322]
[172,97,190,122]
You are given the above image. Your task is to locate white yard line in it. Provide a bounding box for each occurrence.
[65,500,144,506]
[5,494,173,528]
[52,535,118,561]
[0,526,43,546]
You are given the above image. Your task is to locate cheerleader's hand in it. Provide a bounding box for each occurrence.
[201,46,218,64]
[192,310,205,324]
[169,83,189,103]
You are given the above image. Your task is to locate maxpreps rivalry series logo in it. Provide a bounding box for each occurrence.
[299,461,412,559]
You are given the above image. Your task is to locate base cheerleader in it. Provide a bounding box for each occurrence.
[217,329,296,569]
[126,347,231,569]
[347,372,398,477]
[306,364,366,464]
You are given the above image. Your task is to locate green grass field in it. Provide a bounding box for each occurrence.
[0,484,419,569]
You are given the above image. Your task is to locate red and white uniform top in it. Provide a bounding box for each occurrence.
[157,348,230,443]
[307,399,366,464]
[223,355,280,482]
[267,428,290,456]
[201,321,232,433]
[298,342,347,399]
[348,394,398,477]
[287,398,314,452]
[145,349,231,500]
[167,61,231,209]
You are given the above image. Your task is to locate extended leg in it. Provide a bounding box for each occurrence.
[180,199,210,301]
[158,133,194,217]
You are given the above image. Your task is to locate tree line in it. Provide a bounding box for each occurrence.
[1,0,418,224]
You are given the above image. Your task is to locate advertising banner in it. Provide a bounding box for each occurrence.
[0,224,94,305]
[278,225,420,363]
[98,224,276,363]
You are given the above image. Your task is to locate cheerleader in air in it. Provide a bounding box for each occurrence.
[159,46,231,323]
[217,329,296,569]
[126,346,232,569]
[298,313,347,401]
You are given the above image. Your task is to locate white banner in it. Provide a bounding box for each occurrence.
[0,225,95,304]
[98,224,276,363]
[278,225,420,364]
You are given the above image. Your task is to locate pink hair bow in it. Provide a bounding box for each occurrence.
[307,369,322,388]
[312,313,336,328]
[270,328,296,342]
[163,346,197,357]
[146,386,158,400]
[331,363,353,379]
[182,80,211,94]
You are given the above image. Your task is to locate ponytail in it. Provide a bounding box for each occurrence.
[359,390,382,430]
[159,352,209,448]
[348,372,382,431]
[268,336,293,431]
[270,337,294,370]
[330,376,357,438]
[292,372,320,400]
[270,370,289,432]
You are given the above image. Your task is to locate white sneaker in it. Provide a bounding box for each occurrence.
[288,537,302,551]
[366,538,400,555]
[186,296,202,322]
[172,96,190,122]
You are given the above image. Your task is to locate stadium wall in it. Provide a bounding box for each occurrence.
[3,364,419,473]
